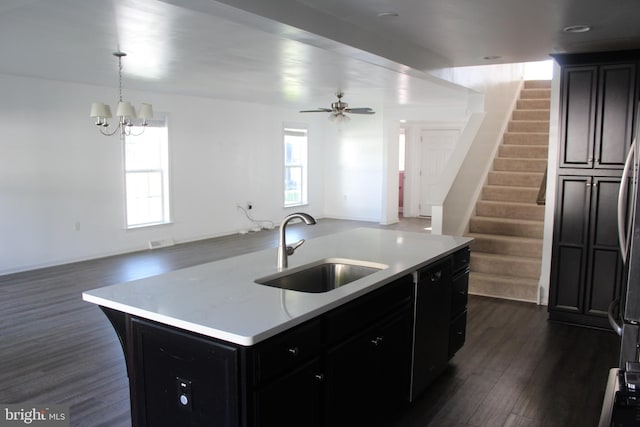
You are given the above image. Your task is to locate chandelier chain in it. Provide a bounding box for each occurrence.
[117,54,123,103]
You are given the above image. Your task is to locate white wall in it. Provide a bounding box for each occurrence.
[442,63,525,235]
[0,66,523,274]
[323,116,385,221]
[0,74,327,274]
[538,61,562,305]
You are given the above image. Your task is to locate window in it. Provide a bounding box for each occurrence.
[124,116,170,228]
[284,127,308,207]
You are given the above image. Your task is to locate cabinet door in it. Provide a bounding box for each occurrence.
[254,358,323,427]
[560,63,637,170]
[560,66,598,168]
[595,64,636,169]
[550,176,624,327]
[131,319,239,427]
[324,311,412,427]
[549,176,591,312]
[325,325,378,427]
[376,312,412,415]
[584,177,624,316]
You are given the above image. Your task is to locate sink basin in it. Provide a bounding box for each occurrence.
[255,258,388,293]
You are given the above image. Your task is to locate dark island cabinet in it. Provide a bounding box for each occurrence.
[324,311,412,427]
[253,358,323,427]
[550,50,639,329]
[101,274,416,427]
[449,247,470,358]
[549,175,625,328]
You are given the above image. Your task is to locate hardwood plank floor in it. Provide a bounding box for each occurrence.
[0,218,618,426]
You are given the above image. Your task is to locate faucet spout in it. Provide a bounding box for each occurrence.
[277,212,317,270]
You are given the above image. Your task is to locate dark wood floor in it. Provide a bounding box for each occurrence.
[0,218,619,426]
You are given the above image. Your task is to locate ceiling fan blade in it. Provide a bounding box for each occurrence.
[299,108,333,113]
[345,108,375,114]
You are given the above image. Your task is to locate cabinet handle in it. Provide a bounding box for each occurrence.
[288,347,299,356]
[314,373,325,382]
[371,336,384,346]
[430,271,442,282]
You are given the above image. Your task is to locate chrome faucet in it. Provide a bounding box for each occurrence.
[277,212,317,270]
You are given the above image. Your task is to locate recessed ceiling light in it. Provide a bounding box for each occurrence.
[563,25,591,33]
[482,55,502,61]
[377,11,399,18]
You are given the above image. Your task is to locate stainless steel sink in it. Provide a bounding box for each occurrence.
[255,258,388,293]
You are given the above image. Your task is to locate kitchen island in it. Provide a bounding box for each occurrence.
[83,228,472,427]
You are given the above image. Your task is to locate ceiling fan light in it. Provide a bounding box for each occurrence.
[330,113,350,123]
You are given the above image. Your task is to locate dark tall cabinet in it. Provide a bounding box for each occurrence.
[549,50,639,329]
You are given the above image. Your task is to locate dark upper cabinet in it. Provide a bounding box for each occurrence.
[550,50,639,329]
[549,175,624,328]
[560,66,598,168]
[559,60,636,170]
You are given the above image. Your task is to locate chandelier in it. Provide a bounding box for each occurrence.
[90,51,153,137]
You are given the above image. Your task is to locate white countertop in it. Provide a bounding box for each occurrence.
[82,228,472,345]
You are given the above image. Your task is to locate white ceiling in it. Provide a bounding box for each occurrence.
[1,0,639,110]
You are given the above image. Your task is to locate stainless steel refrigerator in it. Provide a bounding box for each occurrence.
[612,104,640,366]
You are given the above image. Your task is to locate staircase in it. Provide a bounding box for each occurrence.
[466,80,550,303]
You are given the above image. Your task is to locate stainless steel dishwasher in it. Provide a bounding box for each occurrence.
[409,256,452,401]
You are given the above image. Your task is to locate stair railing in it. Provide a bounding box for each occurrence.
[536,167,547,205]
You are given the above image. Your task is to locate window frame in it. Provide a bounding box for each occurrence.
[123,114,172,229]
[283,125,309,207]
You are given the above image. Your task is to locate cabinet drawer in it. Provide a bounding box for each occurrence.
[451,269,469,318]
[254,318,323,384]
[453,246,470,274]
[325,275,413,345]
[448,310,467,358]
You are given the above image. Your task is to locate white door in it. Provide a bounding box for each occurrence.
[419,129,459,216]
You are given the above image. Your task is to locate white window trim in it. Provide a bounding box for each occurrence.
[123,114,172,229]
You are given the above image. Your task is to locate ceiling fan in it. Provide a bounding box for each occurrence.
[299,92,375,122]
